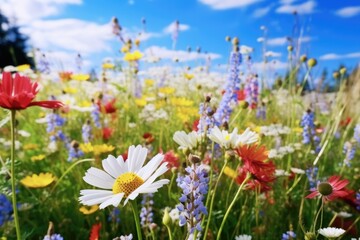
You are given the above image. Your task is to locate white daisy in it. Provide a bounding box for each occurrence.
[318,227,345,239]
[235,234,252,240]
[235,128,258,146]
[79,145,169,209]
[208,126,238,149]
[173,131,201,150]
[290,167,305,174]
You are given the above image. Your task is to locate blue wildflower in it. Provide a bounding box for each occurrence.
[282,231,296,240]
[43,234,63,240]
[0,194,13,227]
[140,193,154,228]
[177,158,208,239]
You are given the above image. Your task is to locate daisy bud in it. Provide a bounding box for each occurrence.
[304,232,316,240]
[189,154,201,164]
[317,182,333,196]
[162,208,171,226]
[300,54,307,63]
[340,67,346,75]
[239,101,249,109]
[287,45,293,52]
[225,36,231,42]
[307,58,317,68]
[333,71,340,79]
[232,37,239,46]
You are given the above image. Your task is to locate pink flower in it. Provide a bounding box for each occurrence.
[306,176,351,201]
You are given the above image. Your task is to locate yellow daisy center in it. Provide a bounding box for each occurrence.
[112,172,144,197]
[225,134,231,141]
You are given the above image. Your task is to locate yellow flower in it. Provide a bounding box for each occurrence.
[292,127,303,133]
[224,166,237,179]
[20,173,55,188]
[16,64,30,72]
[158,87,175,95]
[135,98,147,107]
[145,79,155,87]
[122,102,130,110]
[121,44,130,53]
[93,144,115,156]
[135,39,141,47]
[71,74,90,81]
[78,100,92,107]
[63,87,77,94]
[184,73,194,80]
[79,205,99,215]
[171,97,193,107]
[176,107,198,123]
[31,154,46,161]
[102,63,115,69]
[124,50,143,61]
[80,143,94,154]
[23,143,39,150]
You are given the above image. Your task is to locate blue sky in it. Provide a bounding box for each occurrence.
[2,0,360,78]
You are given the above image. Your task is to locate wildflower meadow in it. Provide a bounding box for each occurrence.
[0,2,360,240]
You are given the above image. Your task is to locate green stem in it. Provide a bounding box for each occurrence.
[166,225,173,240]
[131,201,143,240]
[312,200,324,234]
[203,160,228,240]
[216,174,250,240]
[10,110,21,240]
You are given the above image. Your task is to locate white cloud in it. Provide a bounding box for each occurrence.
[143,46,221,62]
[1,0,82,24]
[22,19,113,54]
[265,51,281,57]
[163,21,190,34]
[276,0,316,14]
[319,52,360,60]
[267,36,311,46]
[240,45,254,54]
[198,0,261,10]
[252,60,288,72]
[267,37,288,46]
[253,6,272,18]
[335,6,360,18]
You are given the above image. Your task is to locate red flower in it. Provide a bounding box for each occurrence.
[236,89,246,101]
[235,145,275,192]
[0,72,63,110]
[192,119,199,132]
[306,176,352,201]
[102,127,113,140]
[143,132,155,144]
[104,98,117,114]
[162,150,180,168]
[89,222,101,240]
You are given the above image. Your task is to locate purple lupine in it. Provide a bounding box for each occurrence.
[43,234,63,240]
[46,111,68,146]
[343,141,356,166]
[38,53,50,74]
[214,50,241,125]
[282,231,296,240]
[300,109,321,152]
[91,100,101,128]
[82,120,92,143]
[67,141,84,162]
[177,157,208,239]
[356,192,360,211]
[197,96,218,134]
[0,194,13,227]
[354,124,360,145]
[245,74,259,109]
[108,208,121,224]
[140,193,154,228]
[305,167,318,189]
[256,102,266,120]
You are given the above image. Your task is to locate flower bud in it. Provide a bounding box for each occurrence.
[232,37,239,46]
[340,67,347,75]
[225,36,231,42]
[188,154,201,164]
[307,58,317,68]
[304,232,316,240]
[162,208,171,226]
[287,45,293,52]
[333,71,340,79]
[300,54,307,63]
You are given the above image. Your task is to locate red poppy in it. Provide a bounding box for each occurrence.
[192,119,199,132]
[104,98,117,114]
[236,89,246,101]
[143,132,155,144]
[102,127,113,140]
[0,72,63,110]
[340,117,352,127]
[306,176,352,202]
[89,223,101,240]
